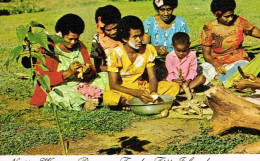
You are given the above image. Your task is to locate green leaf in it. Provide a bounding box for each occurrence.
[58,102,66,110]
[33,74,38,87]
[53,88,64,97]
[39,64,49,71]
[16,25,30,44]
[5,45,24,68]
[225,53,260,88]
[247,50,260,54]
[48,35,67,44]
[244,45,260,50]
[29,21,45,29]
[33,53,45,64]
[40,74,51,91]
[29,67,35,85]
[28,28,49,51]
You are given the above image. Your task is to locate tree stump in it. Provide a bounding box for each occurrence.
[205,85,260,135]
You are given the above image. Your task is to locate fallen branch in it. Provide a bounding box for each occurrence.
[205,85,260,135]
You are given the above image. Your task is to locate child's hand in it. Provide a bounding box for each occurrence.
[173,78,184,85]
[185,79,192,85]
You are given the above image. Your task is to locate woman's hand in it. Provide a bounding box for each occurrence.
[63,61,82,79]
[234,79,251,90]
[136,90,153,104]
[155,46,169,56]
[213,62,226,74]
[234,74,257,90]
[202,45,226,74]
[77,63,92,79]
[69,61,82,73]
[244,74,256,80]
[82,63,92,74]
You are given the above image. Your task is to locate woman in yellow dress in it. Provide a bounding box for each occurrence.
[103,16,180,107]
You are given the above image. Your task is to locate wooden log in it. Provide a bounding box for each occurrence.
[205,85,260,135]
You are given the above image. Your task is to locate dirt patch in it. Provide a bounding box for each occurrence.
[26,118,201,155]
[232,141,260,154]
[0,95,34,110]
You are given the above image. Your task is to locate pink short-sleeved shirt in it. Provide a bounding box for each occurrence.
[166,50,197,81]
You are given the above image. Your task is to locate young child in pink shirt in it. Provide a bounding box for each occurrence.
[166,32,205,98]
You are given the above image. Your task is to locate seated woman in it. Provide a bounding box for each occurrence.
[103,15,180,107]
[90,5,121,73]
[30,14,100,111]
[166,32,206,99]
[89,5,122,93]
[200,0,260,85]
[143,0,189,80]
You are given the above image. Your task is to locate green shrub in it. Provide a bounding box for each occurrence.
[0,0,11,2]
[1,0,45,15]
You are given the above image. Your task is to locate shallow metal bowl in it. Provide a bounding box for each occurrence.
[126,95,175,115]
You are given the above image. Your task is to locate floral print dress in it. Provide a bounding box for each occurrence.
[45,46,101,111]
[144,16,189,53]
[200,16,255,84]
[201,16,254,64]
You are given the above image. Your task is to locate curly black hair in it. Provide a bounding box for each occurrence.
[55,13,85,36]
[95,5,121,25]
[153,0,178,11]
[172,32,190,45]
[116,15,144,42]
[210,0,236,15]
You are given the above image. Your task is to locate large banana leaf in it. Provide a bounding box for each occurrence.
[225,53,260,88]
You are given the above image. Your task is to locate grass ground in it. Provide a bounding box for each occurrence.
[0,0,260,155]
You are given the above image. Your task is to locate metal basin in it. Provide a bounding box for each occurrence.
[126,95,175,115]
